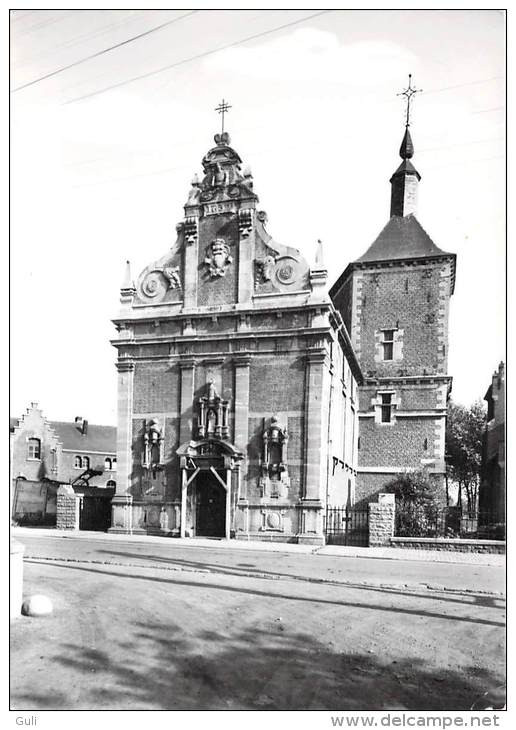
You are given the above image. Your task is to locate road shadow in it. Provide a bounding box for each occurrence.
[19,620,504,711]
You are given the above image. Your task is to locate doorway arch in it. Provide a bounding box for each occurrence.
[177,438,243,540]
[194,470,226,537]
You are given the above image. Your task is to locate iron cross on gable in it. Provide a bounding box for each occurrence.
[397,74,422,127]
[215,98,232,133]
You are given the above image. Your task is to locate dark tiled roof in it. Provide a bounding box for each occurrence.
[50,421,116,453]
[357,214,451,263]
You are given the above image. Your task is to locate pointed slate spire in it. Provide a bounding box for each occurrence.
[390,125,421,217]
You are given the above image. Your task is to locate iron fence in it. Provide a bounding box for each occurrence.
[325,505,369,546]
[395,504,505,540]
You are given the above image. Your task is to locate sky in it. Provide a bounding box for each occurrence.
[9,8,506,426]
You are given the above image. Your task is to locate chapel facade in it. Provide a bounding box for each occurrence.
[110,129,362,544]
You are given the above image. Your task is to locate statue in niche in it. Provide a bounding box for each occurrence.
[260,415,290,499]
[159,507,169,532]
[197,380,229,440]
[213,162,227,187]
[142,419,164,474]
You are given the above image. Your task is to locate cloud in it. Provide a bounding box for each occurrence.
[206,28,417,85]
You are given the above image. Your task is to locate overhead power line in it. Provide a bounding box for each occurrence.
[11,10,198,92]
[66,10,332,104]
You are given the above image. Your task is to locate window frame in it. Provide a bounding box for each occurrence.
[381,329,395,361]
[27,438,41,461]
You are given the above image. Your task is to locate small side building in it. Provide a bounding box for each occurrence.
[10,403,116,523]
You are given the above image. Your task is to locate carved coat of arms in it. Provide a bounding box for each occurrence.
[204,238,232,278]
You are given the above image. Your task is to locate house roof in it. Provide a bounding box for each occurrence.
[356,214,452,263]
[10,414,116,453]
[50,421,116,453]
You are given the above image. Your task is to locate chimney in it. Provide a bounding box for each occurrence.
[75,416,88,434]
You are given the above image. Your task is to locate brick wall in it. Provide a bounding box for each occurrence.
[358,416,438,467]
[197,213,239,306]
[133,362,180,413]
[355,261,451,378]
[249,355,306,412]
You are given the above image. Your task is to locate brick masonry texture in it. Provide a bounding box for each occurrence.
[133,363,180,414]
[249,356,306,412]
[197,213,239,306]
[356,262,449,378]
[359,417,438,467]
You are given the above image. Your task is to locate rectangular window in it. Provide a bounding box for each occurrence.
[382,330,395,361]
[27,438,41,460]
[381,393,392,423]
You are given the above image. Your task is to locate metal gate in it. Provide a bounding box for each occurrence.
[78,487,114,531]
[324,505,369,546]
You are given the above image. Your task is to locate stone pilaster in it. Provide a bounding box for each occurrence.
[303,349,330,501]
[113,359,134,497]
[368,493,395,546]
[238,208,254,303]
[183,216,199,308]
[233,355,251,450]
[179,359,196,445]
[298,348,329,544]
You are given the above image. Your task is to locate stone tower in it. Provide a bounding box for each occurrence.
[110,128,361,543]
[330,124,456,503]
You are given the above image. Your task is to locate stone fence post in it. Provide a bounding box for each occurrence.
[56,484,80,530]
[368,493,395,547]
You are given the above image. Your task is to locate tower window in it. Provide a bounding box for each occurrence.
[382,330,395,361]
[83,456,90,469]
[381,393,393,423]
[112,458,117,471]
[104,457,112,471]
[74,455,82,469]
[27,438,41,460]
[423,438,428,450]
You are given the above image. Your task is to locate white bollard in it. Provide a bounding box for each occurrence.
[22,594,54,617]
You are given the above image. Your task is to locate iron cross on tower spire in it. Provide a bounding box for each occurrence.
[397,74,422,127]
[215,98,232,134]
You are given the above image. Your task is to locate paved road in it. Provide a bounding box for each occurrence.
[11,532,506,711]
[16,531,505,595]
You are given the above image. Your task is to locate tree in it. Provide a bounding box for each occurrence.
[446,399,486,514]
[384,469,443,537]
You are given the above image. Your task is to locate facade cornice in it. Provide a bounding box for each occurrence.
[330,252,457,298]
